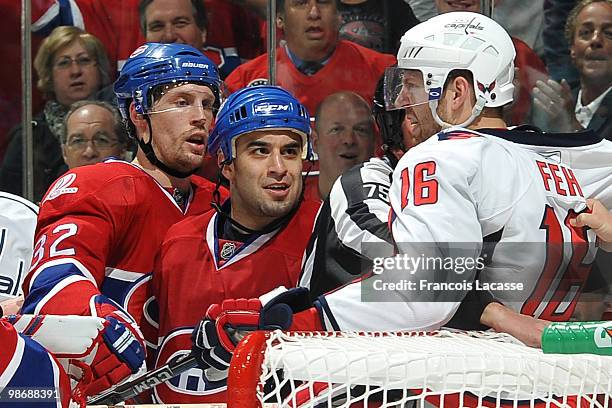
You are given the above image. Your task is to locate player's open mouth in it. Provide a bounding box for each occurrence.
[186,136,205,145]
[70,81,85,89]
[339,153,357,160]
[265,184,289,191]
[265,183,291,199]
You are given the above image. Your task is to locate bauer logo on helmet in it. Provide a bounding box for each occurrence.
[182,62,210,69]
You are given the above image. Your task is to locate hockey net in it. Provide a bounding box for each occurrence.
[225,330,612,408]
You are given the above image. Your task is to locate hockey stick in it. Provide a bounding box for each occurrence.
[88,328,248,405]
[87,352,199,405]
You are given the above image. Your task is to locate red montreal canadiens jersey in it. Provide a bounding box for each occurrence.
[224,40,396,116]
[317,127,612,332]
[21,160,223,346]
[151,198,320,404]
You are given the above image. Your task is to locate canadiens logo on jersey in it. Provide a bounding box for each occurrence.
[154,328,227,403]
[44,173,78,202]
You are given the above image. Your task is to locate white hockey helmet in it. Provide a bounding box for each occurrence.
[385,12,516,128]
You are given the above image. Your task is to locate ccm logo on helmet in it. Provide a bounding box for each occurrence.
[253,103,291,114]
[181,62,210,69]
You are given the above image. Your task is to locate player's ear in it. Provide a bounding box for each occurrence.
[129,103,147,132]
[221,162,234,182]
[276,13,285,30]
[450,76,473,110]
[216,150,226,167]
[219,151,235,182]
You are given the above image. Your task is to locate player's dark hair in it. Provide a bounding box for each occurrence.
[139,0,208,36]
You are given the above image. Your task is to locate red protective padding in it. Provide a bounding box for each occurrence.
[207,299,263,352]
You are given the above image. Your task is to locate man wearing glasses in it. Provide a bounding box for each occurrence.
[20,43,227,398]
[62,100,130,169]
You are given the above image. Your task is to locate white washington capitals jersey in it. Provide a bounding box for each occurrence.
[0,192,38,302]
[317,127,612,332]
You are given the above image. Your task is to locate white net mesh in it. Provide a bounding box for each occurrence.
[237,330,612,408]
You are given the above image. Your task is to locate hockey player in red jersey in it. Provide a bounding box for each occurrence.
[20,43,226,397]
[195,14,612,406]
[151,86,320,404]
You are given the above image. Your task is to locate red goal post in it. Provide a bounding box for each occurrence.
[226,330,612,408]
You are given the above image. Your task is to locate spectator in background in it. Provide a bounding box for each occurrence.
[0,26,110,203]
[433,0,548,125]
[62,100,129,169]
[337,0,419,54]
[224,0,396,116]
[533,0,612,138]
[139,0,242,79]
[312,91,376,199]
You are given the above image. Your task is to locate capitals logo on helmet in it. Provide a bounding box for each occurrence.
[208,86,312,163]
[114,43,222,121]
[395,12,515,108]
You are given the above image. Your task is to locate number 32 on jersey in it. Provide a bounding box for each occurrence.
[30,224,78,271]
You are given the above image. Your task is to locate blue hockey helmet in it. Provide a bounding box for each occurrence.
[208,86,311,163]
[114,43,222,120]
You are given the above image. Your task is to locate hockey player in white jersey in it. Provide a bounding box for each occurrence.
[194,11,612,358]
[0,192,38,314]
[300,75,441,297]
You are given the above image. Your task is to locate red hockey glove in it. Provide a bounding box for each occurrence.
[86,295,145,397]
[191,287,322,372]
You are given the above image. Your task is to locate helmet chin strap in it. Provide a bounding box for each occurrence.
[429,96,487,129]
[139,115,198,179]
